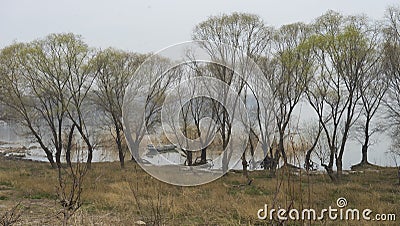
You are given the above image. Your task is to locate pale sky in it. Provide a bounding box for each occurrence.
[1,0,399,53]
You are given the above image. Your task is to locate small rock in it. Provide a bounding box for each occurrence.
[5,152,26,158]
[135,220,146,225]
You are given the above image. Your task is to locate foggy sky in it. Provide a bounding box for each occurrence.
[1,0,399,53]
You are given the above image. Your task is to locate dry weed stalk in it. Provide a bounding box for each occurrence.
[0,203,23,226]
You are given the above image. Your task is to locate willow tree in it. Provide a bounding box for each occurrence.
[354,44,386,167]
[192,12,273,173]
[384,6,400,164]
[0,33,94,168]
[0,43,57,168]
[30,33,96,167]
[306,11,381,179]
[91,48,146,168]
[123,55,176,162]
[266,22,315,168]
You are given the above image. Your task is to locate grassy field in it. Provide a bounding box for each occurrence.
[0,156,399,225]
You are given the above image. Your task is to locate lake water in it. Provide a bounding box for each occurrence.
[0,121,121,163]
[0,117,397,169]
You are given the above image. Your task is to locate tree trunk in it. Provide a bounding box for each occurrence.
[304,127,321,171]
[201,148,207,164]
[323,145,336,181]
[269,145,280,177]
[360,124,370,164]
[56,149,62,168]
[248,135,255,170]
[66,125,75,167]
[45,151,56,169]
[242,151,248,180]
[271,152,280,176]
[322,163,336,182]
[305,149,313,171]
[186,150,192,166]
[29,125,56,168]
[336,158,343,178]
[117,141,125,168]
[65,150,71,167]
[361,144,368,164]
[74,125,93,168]
[86,145,93,169]
[326,145,336,182]
[116,129,125,168]
[278,131,287,165]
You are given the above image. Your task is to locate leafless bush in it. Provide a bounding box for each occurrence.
[127,166,172,226]
[0,203,23,226]
[56,148,88,226]
[128,182,172,226]
[267,131,313,225]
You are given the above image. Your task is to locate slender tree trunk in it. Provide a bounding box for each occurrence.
[116,129,125,168]
[45,151,56,169]
[323,145,336,181]
[201,148,207,164]
[57,120,63,168]
[271,151,280,176]
[242,151,248,180]
[360,122,370,164]
[322,163,336,182]
[337,96,355,177]
[268,144,280,176]
[305,149,313,171]
[278,131,287,165]
[248,135,255,170]
[29,125,56,168]
[337,132,348,177]
[66,125,75,167]
[86,145,93,169]
[304,127,321,171]
[74,125,93,168]
[56,149,62,168]
[336,158,343,178]
[361,144,369,164]
[326,145,336,181]
[65,150,71,167]
[117,140,124,168]
[186,150,193,166]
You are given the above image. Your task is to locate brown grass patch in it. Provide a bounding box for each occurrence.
[0,156,399,225]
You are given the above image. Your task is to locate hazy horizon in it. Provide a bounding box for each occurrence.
[1,0,400,53]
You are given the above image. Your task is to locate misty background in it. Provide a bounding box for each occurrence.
[1,0,399,169]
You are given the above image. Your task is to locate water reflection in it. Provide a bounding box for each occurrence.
[0,120,397,169]
[0,121,120,162]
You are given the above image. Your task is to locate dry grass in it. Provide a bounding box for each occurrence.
[0,156,399,225]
